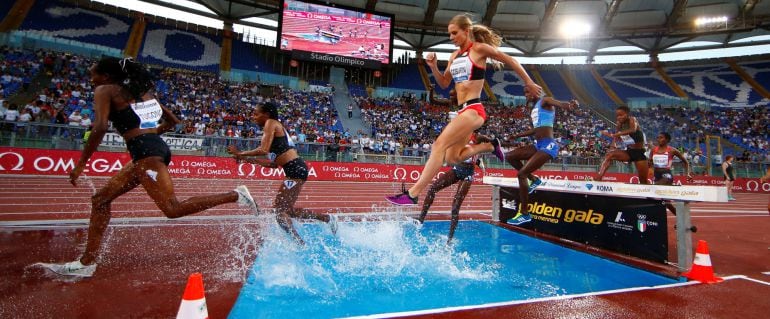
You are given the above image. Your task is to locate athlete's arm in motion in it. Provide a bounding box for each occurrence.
[240,157,278,168]
[424,52,456,89]
[227,119,279,157]
[671,148,693,181]
[69,85,112,186]
[156,99,181,135]
[475,43,542,96]
[543,97,578,111]
[602,116,640,139]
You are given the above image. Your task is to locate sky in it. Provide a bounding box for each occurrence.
[93,0,770,65]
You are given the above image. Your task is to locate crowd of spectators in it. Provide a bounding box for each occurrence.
[0,47,97,136]
[0,47,767,165]
[0,46,45,98]
[355,95,615,159]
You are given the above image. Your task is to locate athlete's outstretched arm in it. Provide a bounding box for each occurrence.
[241,157,278,168]
[156,93,181,135]
[477,43,541,96]
[610,117,640,138]
[543,97,578,110]
[228,119,279,157]
[671,148,693,180]
[70,85,111,186]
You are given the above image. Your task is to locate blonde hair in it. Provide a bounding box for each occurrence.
[448,14,502,48]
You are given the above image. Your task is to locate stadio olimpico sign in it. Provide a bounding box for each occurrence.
[292,50,382,69]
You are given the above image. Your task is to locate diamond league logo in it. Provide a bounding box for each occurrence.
[585,183,593,190]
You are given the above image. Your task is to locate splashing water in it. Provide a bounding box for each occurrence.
[80,174,97,195]
[231,218,502,318]
[229,220,677,318]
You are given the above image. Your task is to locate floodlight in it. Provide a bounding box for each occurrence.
[559,20,591,39]
[695,16,728,27]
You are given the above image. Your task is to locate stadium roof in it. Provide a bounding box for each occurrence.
[146,0,770,59]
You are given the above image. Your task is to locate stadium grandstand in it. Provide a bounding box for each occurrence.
[0,0,769,318]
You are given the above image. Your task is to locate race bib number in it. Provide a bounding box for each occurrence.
[450,58,470,82]
[130,99,162,129]
[652,154,669,168]
[284,129,296,147]
[620,135,635,145]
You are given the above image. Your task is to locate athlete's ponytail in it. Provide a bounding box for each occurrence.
[471,24,502,48]
[93,57,155,100]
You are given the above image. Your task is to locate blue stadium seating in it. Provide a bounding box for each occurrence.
[348,83,367,97]
[19,0,131,50]
[602,68,677,101]
[487,69,525,97]
[537,69,572,101]
[572,69,614,106]
[231,39,275,73]
[390,63,425,91]
[139,22,221,72]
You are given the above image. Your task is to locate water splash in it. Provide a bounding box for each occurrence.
[80,174,97,195]
[243,216,500,304]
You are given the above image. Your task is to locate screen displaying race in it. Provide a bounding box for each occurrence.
[278,0,394,64]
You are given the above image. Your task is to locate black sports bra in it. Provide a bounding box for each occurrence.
[109,99,162,136]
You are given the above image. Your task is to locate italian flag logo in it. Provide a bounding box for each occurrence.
[637,220,647,232]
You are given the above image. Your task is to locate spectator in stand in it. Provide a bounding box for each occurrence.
[16,107,32,133]
[54,106,67,125]
[3,103,19,130]
[80,113,91,128]
[722,155,736,201]
[67,109,82,126]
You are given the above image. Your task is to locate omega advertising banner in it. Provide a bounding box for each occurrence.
[499,187,668,263]
[1,147,768,193]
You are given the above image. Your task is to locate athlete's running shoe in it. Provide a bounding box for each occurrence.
[39,260,96,277]
[507,212,532,226]
[235,185,259,214]
[491,138,505,161]
[527,178,542,194]
[386,192,418,206]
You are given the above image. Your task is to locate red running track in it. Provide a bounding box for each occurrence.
[1,175,769,318]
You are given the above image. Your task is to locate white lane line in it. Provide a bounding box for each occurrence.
[342,275,751,319]
[743,276,770,286]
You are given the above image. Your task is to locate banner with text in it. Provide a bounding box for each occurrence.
[0,147,768,193]
[499,187,669,263]
[100,133,204,151]
[292,50,381,69]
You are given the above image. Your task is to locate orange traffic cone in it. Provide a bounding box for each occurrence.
[176,273,209,319]
[682,240,724,284]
